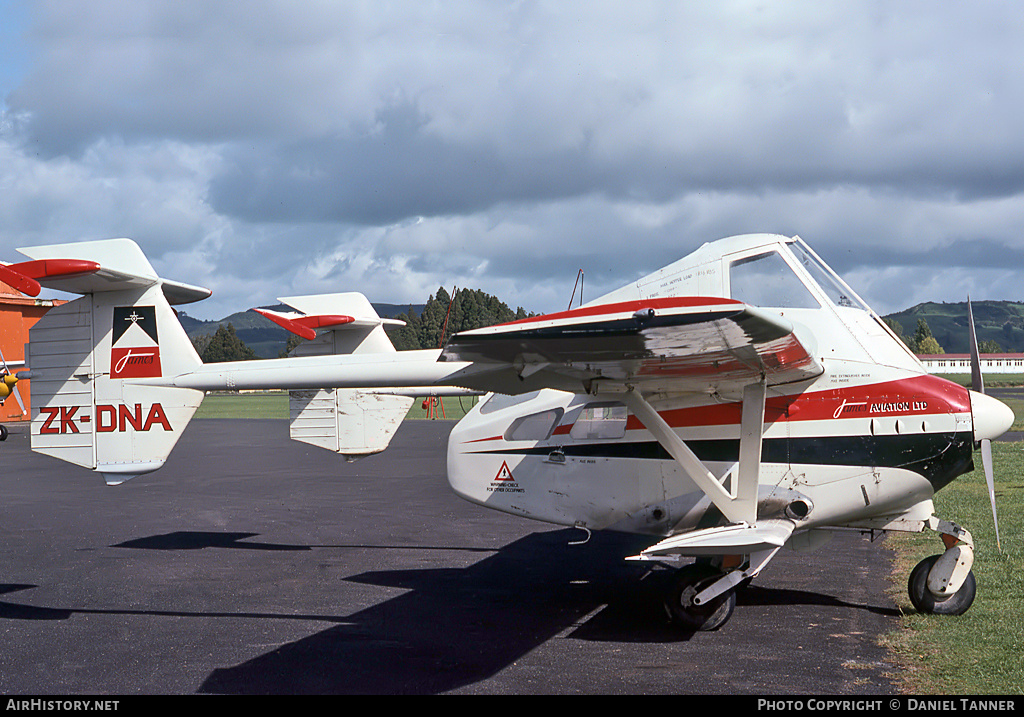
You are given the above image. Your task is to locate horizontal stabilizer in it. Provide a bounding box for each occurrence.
[270,293,405,355]
[629,520,796,559]
[17,238,211,305]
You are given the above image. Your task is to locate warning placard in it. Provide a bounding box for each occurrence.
[494,460,514,481]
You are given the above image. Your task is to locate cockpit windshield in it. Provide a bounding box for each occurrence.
[727,239,873,314]
[789,240,872,313]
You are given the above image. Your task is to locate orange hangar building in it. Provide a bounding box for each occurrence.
[0,277,65,424]
[0,256,97,427]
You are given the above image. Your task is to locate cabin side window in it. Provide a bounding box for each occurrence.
[569,403,628,440]
[505,408,563,441]
[728,251,820,309]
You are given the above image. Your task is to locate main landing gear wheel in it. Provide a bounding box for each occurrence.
[908,555,977,616]
[666,563,736,631]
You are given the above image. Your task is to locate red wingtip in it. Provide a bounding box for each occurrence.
[9,259,102,282]
[254,308,317,341]
[255,309,356,340]
[300,314,356,330]
[0,264,42,297]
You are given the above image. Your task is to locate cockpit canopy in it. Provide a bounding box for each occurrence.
[726,238,871,312]
[590,233,919,370]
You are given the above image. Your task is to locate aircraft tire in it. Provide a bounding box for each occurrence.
[907,555,976,616]
[666,563,736,631]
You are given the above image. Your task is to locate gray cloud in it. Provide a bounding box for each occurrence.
[206,102,604,226]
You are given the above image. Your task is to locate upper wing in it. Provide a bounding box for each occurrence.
[439,297,822,395]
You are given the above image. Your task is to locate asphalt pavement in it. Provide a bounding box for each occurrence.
[0,418,901,695]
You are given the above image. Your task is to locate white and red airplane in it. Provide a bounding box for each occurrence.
[7,233,1013,630]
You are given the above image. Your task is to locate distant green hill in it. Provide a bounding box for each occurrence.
[882,301,1024,354]
[178,303,424,358]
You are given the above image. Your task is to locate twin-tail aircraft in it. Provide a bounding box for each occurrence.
[5,233,1013,630]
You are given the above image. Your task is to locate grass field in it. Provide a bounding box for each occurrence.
[404,394,480,420]
[196,376,1024,428]
[194,391,479,420]
[193,391,289,419]
[882,441,1024,694]
[935,373,1024,388]
[194,389,1023,693]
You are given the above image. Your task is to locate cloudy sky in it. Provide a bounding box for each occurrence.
[2,1,1024,320]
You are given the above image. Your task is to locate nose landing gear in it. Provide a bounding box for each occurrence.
[907,517,977,616]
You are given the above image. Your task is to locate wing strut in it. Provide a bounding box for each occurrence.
[737,378,766,518]
[620,379,765,526]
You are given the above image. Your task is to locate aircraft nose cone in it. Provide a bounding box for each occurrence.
[970,390,1015,441]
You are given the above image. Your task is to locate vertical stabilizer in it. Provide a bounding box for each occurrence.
[27,269,204,484]
[270,292,414,457]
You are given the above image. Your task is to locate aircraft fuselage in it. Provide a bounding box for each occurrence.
[447,366,975,539]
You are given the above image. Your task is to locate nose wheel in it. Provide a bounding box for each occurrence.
[908,517,978,616]
[665,562,737,631]
[908,554,976,615]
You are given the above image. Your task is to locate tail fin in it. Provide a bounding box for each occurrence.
[262,293,414,458]
[21,239,206,484]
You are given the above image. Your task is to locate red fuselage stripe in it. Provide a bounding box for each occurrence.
[494,296,743,328]
[559,375,970,438]
[464,375,971,444]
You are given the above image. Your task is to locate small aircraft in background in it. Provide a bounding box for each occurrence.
[0,352,30,441]
[9,233,1013,630]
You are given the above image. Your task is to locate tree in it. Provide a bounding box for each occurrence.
[917,336,944,355]
[384,287,534,350]
[416,286,452,349]
[191,333,212,357]
[200,323,258,362]
[911,319,944,354]
[386,307,423,351]
[883,318,909,348]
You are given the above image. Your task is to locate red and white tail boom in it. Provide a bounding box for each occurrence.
[21,239,469,483]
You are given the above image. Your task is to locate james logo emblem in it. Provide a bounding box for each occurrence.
[110,306,162,379]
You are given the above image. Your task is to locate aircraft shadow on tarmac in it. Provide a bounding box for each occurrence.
[0,581,351,625]
[0,528,899,694]
[196,529,685,694]
[193,529,897,695]
[113,531,312,552]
